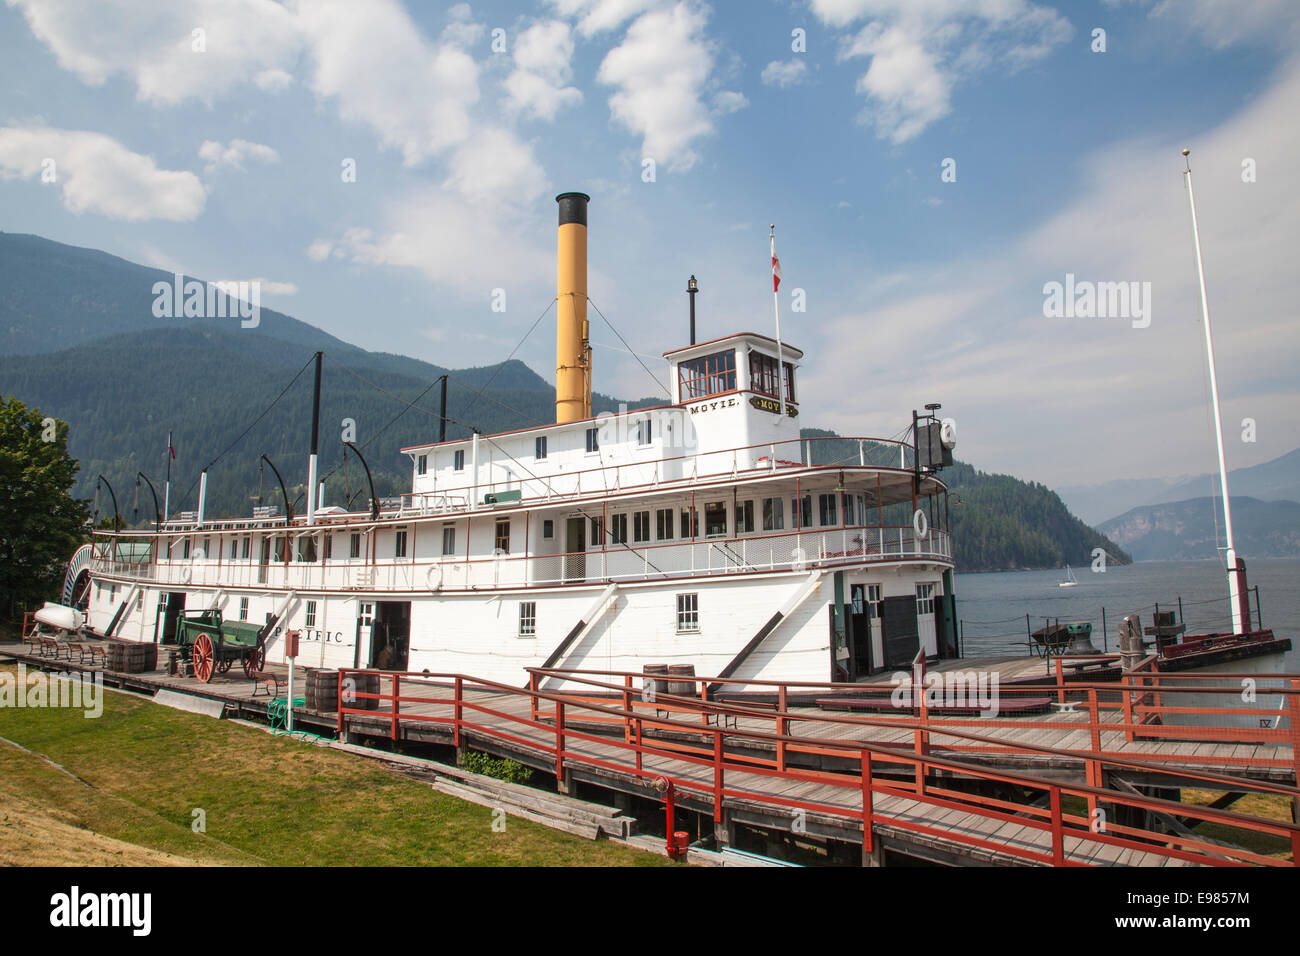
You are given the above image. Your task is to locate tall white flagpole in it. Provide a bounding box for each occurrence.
[770,225,786,418]
[1183,147,1244,634]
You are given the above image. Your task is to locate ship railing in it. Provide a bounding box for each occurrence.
[329,665,1300,867]
[86,525,951,592]
[404,434,931,517]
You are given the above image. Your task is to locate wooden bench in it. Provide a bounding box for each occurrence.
[37,636,62,659]
[79,644,107,666]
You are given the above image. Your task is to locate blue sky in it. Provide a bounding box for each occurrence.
[1,0,1297,489]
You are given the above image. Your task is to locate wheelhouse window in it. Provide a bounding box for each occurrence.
[494,519,510,554]
[748,351,796,403]
[678,349,737,400]
[519,601,536,637]
[676,593,700,633]
[762,497,784,531]
[535,436,548,460]
[442,525,456,555]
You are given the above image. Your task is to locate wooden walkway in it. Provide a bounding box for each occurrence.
[5,638,1296,867]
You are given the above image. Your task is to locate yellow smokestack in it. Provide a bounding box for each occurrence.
[555,191,591,424]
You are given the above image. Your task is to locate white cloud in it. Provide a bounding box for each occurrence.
[503,19,583,121]
[442,126,546,203]
[811,0,1072,142]
[198,138,280,173]
[711,90,747,115]
[548,0,660,37]
[7,0,303,105]
[0,125,206,221]
[803,56,1300,485]
[761,58,809,88]
[441,2,486,48]
[596,2,717,171]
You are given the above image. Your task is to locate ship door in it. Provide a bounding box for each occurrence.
[564,517,585,583]
[881,595,920,669]
[848,584,872,678]
[161,592,186,645]
[916,583,938,657]
[370,601,410,671]
[354,602,374,669]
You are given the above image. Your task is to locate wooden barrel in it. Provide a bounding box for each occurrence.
[642,664,669,699]
[348,672,380,711]
[303,668,338,712]
[666,664,697,698]
[105,643,127,672]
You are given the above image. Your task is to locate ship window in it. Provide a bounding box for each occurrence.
[543,519,553,539]
[536,436,548,460]
[394,530,407,558]
[324,535,332,560]
[676,593,699,633]
[819,493,837,526]
[678,349,736,400]
[230,538,238,560]
[735,500,754,534]
[349,533,361,559]
[442,525,456,555]
[297,536,317,562]
[241,536,250,559]
[791,495,812,529]
[417,454,427,476]
[495,519,510,554]
[239,597,249,620]
[680,508,698,539]
[704,501,727,536]
[610,513,628,545]
[183,538,191,559]
[453,450,465,471]
[273,537,286,562]
[762,497,784,531]
[633,510,650,543]
[202,537,210,557]
[655,508,674,540]
[867,585,882,619]
[590,516,603,547]
[749,352,796,403]
[916,583,935,616]
[842,493,857,526]
[519,601,536,637]
[637,420,652,445]
[586,427,599,454]
[136,591,143,611]
[306,600,317,628]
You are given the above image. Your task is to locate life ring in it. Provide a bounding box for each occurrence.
[426,564,442,591]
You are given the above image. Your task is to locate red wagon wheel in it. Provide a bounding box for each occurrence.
[192,633,215,683]
[242,642,266,679]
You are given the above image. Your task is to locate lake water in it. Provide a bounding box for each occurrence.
[954,557,1299,669]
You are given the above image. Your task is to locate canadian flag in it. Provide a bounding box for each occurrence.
[772,254,782,293]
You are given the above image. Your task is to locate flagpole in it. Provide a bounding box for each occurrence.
[164,430,172,522]
[770,225,786,418]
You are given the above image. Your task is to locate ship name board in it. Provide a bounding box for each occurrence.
[749,396,798,418]
[688,397,739,414]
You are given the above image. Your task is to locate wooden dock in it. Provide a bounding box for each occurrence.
[5,637,1298,867]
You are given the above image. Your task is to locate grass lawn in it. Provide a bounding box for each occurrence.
[0,664,670,866]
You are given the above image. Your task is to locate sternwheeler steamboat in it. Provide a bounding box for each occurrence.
[67,192,961,688]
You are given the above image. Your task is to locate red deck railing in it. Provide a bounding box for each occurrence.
[332,664,1300,867]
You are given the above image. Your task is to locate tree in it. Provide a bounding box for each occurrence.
[0,396,90,619]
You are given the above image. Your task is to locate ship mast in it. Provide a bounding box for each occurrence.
[1182,147,1249,634]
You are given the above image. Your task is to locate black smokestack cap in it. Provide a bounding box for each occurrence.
[556,192,590,227]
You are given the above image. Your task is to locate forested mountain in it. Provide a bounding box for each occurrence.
[1098,496,1300,560]
[0,231,1129,573]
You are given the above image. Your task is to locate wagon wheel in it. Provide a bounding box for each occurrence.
[192,633,215,683]
[218,658,233,674]
[242,642,266,679]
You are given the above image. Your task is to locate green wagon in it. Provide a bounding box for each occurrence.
[174,610,267,682]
